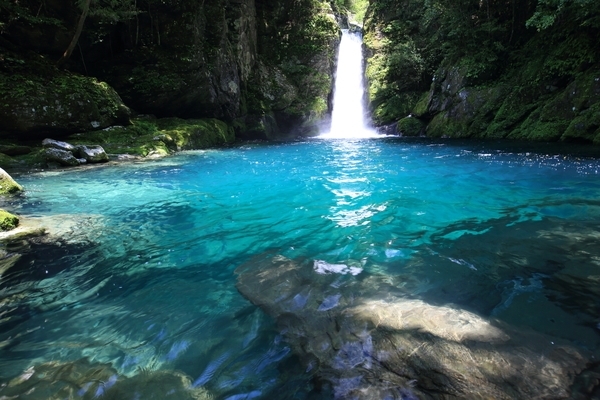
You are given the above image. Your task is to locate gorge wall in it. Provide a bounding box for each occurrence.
[3,0,598,147]
[363,0,600,144]
[0,0,340,141]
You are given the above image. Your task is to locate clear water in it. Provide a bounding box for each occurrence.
[2,138,600,398]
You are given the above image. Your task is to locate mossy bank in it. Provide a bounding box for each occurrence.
[363,0,600,144]
[0,117,235,171]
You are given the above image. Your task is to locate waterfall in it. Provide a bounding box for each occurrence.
[320,29,379,139]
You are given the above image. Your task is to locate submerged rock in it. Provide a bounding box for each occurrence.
[0,358,213,400]
[235,253,595,399]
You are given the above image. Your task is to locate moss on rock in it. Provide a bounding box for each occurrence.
[396,116,425,137]
[0,54,131,137]
[0,167,23,195]
[562,103,600,143]
[70,117,234,157]
[0,209,19,231]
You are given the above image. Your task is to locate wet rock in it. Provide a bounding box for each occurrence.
[42,138,76,152]
[75,145,109,163]
[41,139,109,165]
[235,253,592,399]
[375,123,399,136]
[0,359,213,400]
[42,147,80,166]
[0,252,21,276]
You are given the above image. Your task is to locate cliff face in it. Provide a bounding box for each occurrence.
[0,0,340,140]
[363,0,600,144]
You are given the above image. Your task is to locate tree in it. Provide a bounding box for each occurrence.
[58,0,92,67]
[56,0,139,66]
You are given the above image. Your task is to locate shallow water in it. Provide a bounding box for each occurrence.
[2,138,600,398]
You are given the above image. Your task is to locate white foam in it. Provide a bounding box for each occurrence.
[314,260,362,276]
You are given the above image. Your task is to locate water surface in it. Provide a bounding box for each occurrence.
[2,138,600,398]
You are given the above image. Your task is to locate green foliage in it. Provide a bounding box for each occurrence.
[252,0,339,132]
[0,0,63,33]
[87,0,138,22]
[334,0,369,23]
[527,0,600,30]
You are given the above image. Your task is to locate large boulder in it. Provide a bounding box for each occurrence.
[236,254,595,399]
[0,69,131,137]
[42,148,81,166]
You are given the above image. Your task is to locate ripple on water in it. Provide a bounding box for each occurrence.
[2,139,600,398]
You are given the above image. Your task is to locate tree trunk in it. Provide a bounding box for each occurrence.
[57,0,92,67]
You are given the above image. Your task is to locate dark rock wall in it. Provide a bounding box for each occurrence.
[0,0,340,139]
[363,0,600,144]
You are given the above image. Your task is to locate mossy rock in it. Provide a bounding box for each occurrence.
[0,153,16,170]
[508,108,568,142]
[0,167,23,195]
[0,149,47,171]
[0,209,19,231]
[412,92,430,118]
[69,117,234,157]
[370,91,421,126]
[562,102,600,143]
[484,88,542,139]
[0,67,131,137]
[0,145,32,156]
[155,118,234,150]
[426,112,450,138]
[396,116,425,137]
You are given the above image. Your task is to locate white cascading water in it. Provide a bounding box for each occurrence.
[320,29,379,139]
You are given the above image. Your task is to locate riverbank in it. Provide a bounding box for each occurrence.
[0,117,236,173]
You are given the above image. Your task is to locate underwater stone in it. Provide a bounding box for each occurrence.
[235,253,593,399]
